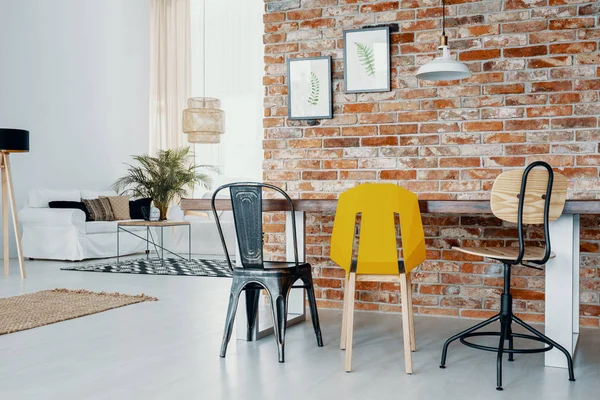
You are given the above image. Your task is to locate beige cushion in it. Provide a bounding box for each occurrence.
[102,196,131,220]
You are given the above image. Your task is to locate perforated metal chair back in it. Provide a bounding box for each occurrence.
[211,182,298,269]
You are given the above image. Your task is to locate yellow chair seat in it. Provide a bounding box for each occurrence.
[351,260,405,274]
[453,246,555,262]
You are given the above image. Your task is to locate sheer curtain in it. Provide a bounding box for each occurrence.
[149,0,190,152]
[190,0,263,182]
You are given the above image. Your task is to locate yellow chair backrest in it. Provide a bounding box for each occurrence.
[330,183,426,276]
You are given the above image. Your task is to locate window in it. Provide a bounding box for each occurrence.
[190,0,264,190]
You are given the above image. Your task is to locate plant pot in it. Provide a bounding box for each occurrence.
[155,203,169,221]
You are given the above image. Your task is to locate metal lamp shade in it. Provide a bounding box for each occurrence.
[416,46,471,81]
[182,97,225,144]
[0,129,29,153]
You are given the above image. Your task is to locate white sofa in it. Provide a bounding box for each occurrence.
[19,189,147,261]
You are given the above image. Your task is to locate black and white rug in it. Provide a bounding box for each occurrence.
[61,258,232,278]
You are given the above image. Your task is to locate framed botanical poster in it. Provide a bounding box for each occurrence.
[288,56,333,120]
[343,26,391,93]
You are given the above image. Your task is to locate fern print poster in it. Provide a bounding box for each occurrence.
[344,27,391,93]
[288,57,332,120]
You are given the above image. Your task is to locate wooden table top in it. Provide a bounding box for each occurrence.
[118,220,191,227]
[181,198,600,215]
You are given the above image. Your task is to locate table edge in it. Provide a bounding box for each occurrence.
[180,199,600,215]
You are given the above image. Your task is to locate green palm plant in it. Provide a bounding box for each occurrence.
[112,147,214,220]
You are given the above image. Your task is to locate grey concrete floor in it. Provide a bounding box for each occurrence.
[0,258,598,400]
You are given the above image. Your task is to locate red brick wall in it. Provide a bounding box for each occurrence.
[262,0,600,327]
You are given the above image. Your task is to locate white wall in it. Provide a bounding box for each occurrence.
[0,0,151,253]
[190,0,264,185]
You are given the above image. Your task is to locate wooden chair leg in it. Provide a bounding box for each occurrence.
[400,273,413,374]
[344,272,356,372]
[340,274,350,350]
[407,272,416,352]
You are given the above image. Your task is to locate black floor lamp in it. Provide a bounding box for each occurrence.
[0,129,29,278]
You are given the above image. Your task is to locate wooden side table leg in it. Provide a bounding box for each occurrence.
[4,154,25,278]
[2,156,8,276]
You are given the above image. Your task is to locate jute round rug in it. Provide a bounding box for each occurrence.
[0,289,158,335]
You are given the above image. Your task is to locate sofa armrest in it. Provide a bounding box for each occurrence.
[19,208,86,227]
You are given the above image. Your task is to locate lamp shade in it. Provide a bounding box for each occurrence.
[416,46,471,81]
[182,97,225,144]
[0,129,29,153]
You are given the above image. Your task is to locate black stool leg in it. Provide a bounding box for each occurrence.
[220,279,244,358]
[512,315,576,382]
[507,322,514,362]
[245,289,261,341]
[440,314,500,368]
[496,317,509,391]
[304,276,323,347]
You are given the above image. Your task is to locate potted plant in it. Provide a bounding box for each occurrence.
[112,147,214,220]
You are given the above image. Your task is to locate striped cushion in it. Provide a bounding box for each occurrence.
[83,198,114,222]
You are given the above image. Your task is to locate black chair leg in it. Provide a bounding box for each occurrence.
[267,287,289,363]
[507,322,514,362]
[245,289,261,341]
[440,314,500,368]
[304,277,323,347]
[220,279,244,358]
[512,315,576,382]
[496,317,509,391]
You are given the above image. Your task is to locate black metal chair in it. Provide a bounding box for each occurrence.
[212,182,323,363]
[440,161,575,390]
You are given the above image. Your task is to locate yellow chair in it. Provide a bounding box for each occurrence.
[331,183,426,373]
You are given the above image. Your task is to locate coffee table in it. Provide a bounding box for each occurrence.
[117,220,191,265]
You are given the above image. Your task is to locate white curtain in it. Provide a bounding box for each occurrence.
[149,0,191,152]
[190,0,264,181]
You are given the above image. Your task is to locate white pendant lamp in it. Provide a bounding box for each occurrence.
[183,0,225,144]
[416,0,471,81]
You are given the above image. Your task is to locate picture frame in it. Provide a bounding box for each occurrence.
[287,56,333,120]
[343,26,391,93]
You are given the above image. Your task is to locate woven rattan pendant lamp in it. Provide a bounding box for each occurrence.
[416,0,471,81]
[183,0,225,144]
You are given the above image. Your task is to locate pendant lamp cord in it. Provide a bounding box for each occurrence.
[442,0,446,36]
[202,0,206,108]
